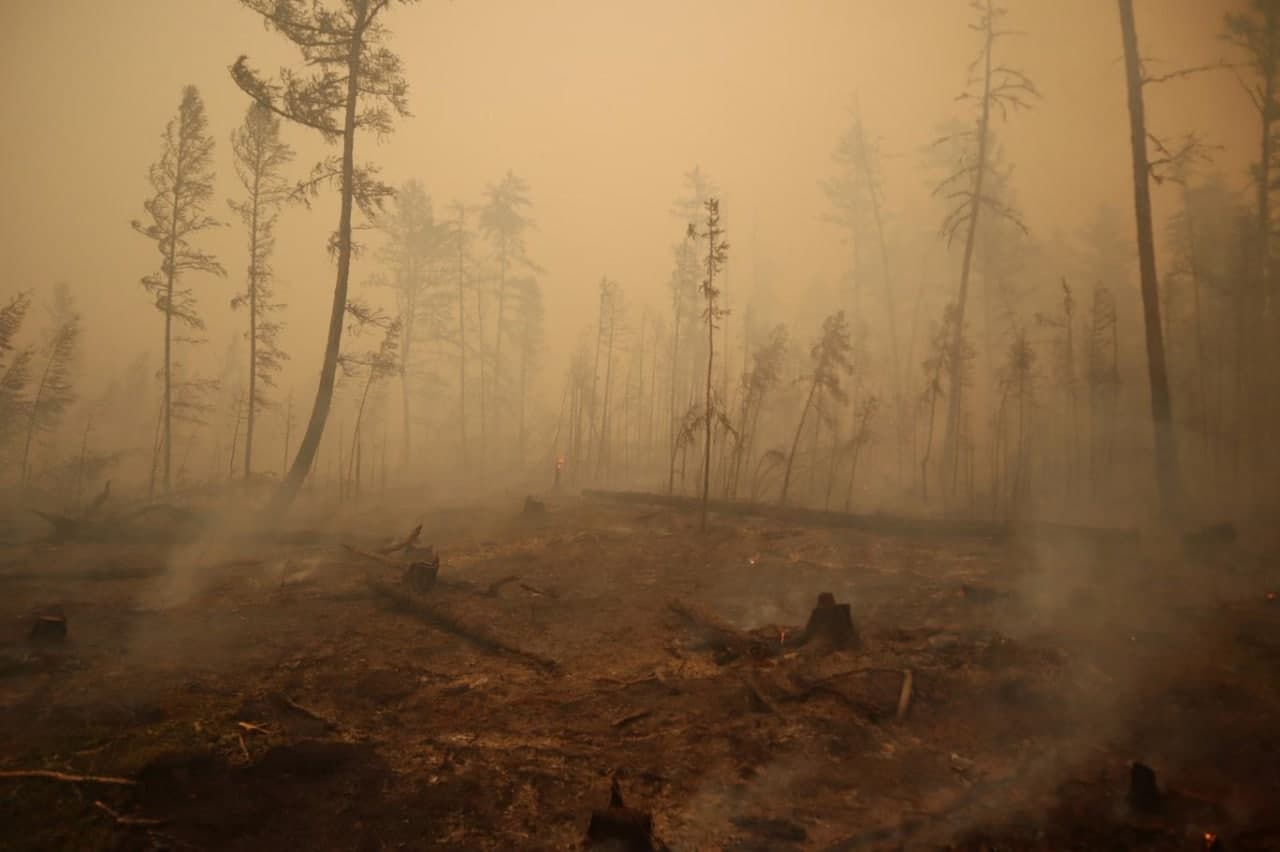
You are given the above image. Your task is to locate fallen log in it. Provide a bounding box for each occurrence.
[667,598,777,662]
[367,579,559,673]
[28,510,101,542]
[896,669,914,720]
[0,770,135,786]
[270,692,340,731]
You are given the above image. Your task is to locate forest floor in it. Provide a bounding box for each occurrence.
[1,491,1278,851]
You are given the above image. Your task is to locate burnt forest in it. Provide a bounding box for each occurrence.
[1,1,1278,850]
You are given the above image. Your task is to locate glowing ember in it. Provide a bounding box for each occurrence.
[1267,591,1276,602]
[747,554,759,566]
[1203,831,1218,850]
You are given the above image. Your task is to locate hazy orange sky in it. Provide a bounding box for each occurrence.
[0,0,1252,398]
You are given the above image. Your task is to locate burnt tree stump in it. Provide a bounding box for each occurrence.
[402,550,440,593]
[586,778,654,852]
[799,592,858,650]
[1128,761,1161,813]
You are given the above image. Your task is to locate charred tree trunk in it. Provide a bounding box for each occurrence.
[1118,0,1182,518]
[940,19,993,494]
[270,36,363,512]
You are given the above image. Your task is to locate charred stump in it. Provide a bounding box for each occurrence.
[586,778,654,852]
[402,551,440,593]
[797,592,858,651]
[1128,761,1161,813]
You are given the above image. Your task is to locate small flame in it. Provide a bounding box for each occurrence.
[747,553,759,566]
[779,627,788,645]
[1203,832,1217,850]
[1267,591,1276,602]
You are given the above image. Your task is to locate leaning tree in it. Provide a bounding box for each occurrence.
[935,0,1037,494]
[231,0,417,511]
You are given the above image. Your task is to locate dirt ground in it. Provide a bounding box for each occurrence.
[1,494,1278,851]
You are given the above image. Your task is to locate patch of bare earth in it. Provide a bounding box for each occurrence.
[1,496,1277,851]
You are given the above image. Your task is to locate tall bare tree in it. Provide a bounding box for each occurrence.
[690,199,730,530]
[480,170,537,452]
[229,102,294,480]
[1118,0,1182,516]
[133,85,224,494]
[232,0,416,511]
[935,0,1037,491]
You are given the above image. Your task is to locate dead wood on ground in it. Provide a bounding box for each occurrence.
[366,578,559,673]
[0,770,135,786]
[667,598,778,662]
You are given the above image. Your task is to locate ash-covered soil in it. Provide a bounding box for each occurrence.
[1,495,1277,851]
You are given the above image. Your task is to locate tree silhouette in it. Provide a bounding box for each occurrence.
[690,198,730,530]
[479,170,537,453]
[935,0,1037,494]
[1117,0,1181,516]
[232,0,416,511]
[132,85,224,494]
[781,311,854,506]
[229,102,294,480]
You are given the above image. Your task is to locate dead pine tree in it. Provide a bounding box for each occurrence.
[935,0,1038,495]
[780,311,854,506]
[231,0,416,513]
[1117,0,1182,517]
[229,102,293,481]
[689,199,730,530]
[133,85,225,494]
